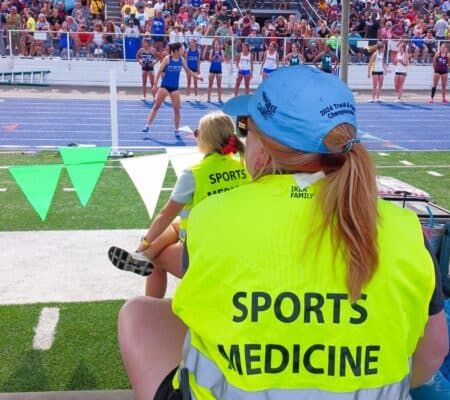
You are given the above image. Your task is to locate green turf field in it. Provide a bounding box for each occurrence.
[0,150,448,392]
[0,301,129,392]
[0,151,448,232]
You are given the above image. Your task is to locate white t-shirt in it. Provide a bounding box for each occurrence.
[395,52,408,73]
[171,169,195,204]
[153,2,165,12]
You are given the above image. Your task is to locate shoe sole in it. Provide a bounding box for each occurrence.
[108,246,153,276]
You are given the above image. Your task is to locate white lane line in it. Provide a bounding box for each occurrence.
[0,188,7,192]
[161,187,173,191]
[427,171,443,177]
[32,307,60,351]
[400,160,414,166]
[63,187,76,192]
[377,152,389,156]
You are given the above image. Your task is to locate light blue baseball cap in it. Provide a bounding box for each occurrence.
[223,66,358,154]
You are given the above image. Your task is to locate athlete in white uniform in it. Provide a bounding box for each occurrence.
[261,42,279,80]
[234,43,253,96]
[393,43,409,102]
[368,43,390,102]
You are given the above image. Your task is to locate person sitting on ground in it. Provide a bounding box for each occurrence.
[108,112,251,298]
[117,65,448,400]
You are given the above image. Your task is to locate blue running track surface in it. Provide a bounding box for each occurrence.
[0,98,449,151]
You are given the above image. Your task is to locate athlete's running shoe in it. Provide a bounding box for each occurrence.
[142,126,149,133]
[107,246,153,276]
[443,98,448,104]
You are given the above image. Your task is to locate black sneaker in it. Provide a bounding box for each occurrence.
[107,246,153,276]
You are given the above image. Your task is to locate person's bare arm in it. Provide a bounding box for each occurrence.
[411,310,449,388]
[181,56,203,80]
[141,199,185,247]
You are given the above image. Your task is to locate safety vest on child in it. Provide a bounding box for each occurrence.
[173,173,435,399]
[178,153,250,241]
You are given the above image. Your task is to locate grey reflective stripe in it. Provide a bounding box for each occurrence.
[179,209,190,219]
[182,332,412,400]
[179,229,187,240]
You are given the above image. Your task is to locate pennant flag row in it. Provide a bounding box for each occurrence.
[7,147,111,221]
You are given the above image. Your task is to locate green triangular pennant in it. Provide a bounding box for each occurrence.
[9,165,62,221]
[59,147,110,207]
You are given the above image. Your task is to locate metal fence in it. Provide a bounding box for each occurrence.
[1,29,449,68]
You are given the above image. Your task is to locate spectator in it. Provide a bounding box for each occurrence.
[90,20,104,56]
[365,12,380,45]
[121,0,137,16]
[246,27,264,61]
[135,3,148,32]
[304,41,320,62]
[0,3,6,56]
[74,22,92,56]
[151,9,165,49]
[144,1,154,19]
[153,0,165,13]
[90,0,105,21]
[169,23,184,45]
[6,6,21,55]
[71,1,89,24]
[434,13,448,41]
[125,18,140,38]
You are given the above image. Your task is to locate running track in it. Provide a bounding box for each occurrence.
[0,98,449,151]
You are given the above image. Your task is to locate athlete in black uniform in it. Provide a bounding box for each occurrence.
[137,39,158,102]
[430,43,449,104]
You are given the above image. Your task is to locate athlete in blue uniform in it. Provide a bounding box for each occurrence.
[186,38,201,102]
[207,38,224,103]
[137,39,158,102]
[142,43,203,137]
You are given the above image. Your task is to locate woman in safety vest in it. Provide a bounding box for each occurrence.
[117,66,448,400]
[108,112,250,298]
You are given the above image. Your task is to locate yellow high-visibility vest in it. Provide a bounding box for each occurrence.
[178,152,250,242]
[173,173,435,399]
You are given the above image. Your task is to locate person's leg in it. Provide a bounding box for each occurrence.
[216,74,222,103]
[145,88,168,125]
[170,91,181,131]
[193,74,198,98]
[441,74,448,102]
[145,241,183,297]
[142,71,148,100]
[118,297,187,400]
[398,75,406,100]
[377,75,384,100]
[207,73,214,101]
[244,74,251,94]
[430,73,440,102]
[371,75,377,101]
[149,72,155,100]
[186,74,192,97]
[234,74,242,96]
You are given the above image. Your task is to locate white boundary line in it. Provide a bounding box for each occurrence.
[400,160,414,166]
[32,307,60,351]
[426,171,444,177]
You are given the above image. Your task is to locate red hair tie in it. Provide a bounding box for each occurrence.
[221,135,238,154]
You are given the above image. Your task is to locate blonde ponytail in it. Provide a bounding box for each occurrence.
[254,122,379,301]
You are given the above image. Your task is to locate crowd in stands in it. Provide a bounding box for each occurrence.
[0,0,449,63]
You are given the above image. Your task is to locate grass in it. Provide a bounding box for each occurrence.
[0,301,129,392]
[371,151,450,209]
[0,151,448,232]
[0,151,177,231]
[0,150,449,392]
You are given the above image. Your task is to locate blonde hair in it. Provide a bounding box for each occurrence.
[198,112,245,156]
[253,121,378,301]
